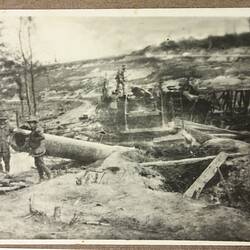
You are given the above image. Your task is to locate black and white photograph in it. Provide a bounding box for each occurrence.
[0,9,250,243]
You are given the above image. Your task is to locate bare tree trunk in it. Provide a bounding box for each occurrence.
[20,100,24,117]
[14,75,25,117]
[28,25,37,115]
[12,128,127,163]
[23,67,31,115]
[18,18,32,116]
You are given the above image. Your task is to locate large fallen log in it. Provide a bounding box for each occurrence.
[182,120,230,133]
[140,153,247,168]
[141,155,216,168]
[210,133,238,139]
[11,129,127,164]
[0,185,27,193]
[183,120,250,137]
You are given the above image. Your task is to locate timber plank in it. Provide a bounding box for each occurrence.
[183,152,228,199]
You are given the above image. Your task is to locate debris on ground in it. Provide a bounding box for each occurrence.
[1,97,250,241]
[0,173,29,193]
[203,155,250,212]
[201,138,250,155]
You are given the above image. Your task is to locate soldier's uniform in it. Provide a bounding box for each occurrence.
[115,65,126,96]
[27,117,51,181]
[0,114,13,172]
[115,70,122,94]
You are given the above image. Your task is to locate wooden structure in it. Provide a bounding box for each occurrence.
[121,82,167,132]
[102,71,250,132]
[212,89,250,115]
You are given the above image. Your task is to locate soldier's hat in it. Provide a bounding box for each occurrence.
[0,111,8,120]
[27,115,39,123]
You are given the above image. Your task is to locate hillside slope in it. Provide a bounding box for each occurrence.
[2,32,250,103]
[33,32,250,103]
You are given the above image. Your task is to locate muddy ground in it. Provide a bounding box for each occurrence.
[1,101,250,241]
[1,148,250,240]
[1,32,250,241]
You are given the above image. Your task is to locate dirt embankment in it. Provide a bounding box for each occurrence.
[1,149,250,240]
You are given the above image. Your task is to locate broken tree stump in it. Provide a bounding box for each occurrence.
[183,120,250,138]
[183,152,228,199]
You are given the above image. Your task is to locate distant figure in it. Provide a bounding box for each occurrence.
[27,116,51,182]
[115,64,126,96]
[0,112,14,173]
[101,78,108,102]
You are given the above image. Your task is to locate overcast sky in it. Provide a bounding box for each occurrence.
[1,15,249,64]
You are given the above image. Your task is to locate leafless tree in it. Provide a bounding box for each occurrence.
[14,73,25,117]
[27,16,37,115]
[18,17,32,115]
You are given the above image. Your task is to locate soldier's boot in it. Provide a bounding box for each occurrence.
[43,166,51,180]
[41,160,51,179]
[34,157,44,181]
[36,156,51,180]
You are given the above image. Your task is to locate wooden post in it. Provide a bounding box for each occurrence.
[238,91,243,110]
[243,90,250,114]
[160,92,165,127]
[229,90,233,113]
[179,92,184,129]
[233,91,238,112]
[124,95,128,131]
[183,152,228,199]
[218,91,225,110]
[15,110,19,128]
[159,81,166,127]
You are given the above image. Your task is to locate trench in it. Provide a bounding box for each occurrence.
[9,131,247,212]
[10,132,205,193]
[123,147,212,194]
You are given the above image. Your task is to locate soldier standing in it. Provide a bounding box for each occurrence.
[0,112,14,173]
[115,69,122,95]
[120,64,126,96]
[27,116,51,182]
[115,65,126,96]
